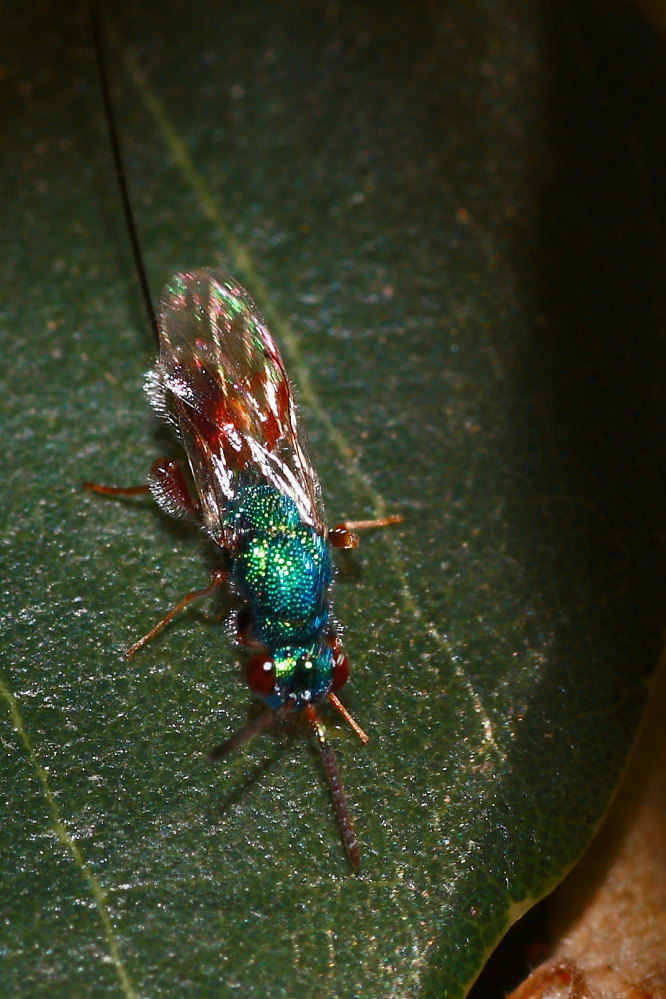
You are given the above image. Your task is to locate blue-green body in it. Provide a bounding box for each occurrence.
[147,271,344,716]
[139,269,374,867]
[223,484,335,710]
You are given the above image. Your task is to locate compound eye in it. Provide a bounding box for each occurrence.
[246,653,276,698]
[330,645,350,691]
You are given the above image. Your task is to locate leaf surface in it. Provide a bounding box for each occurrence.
[2,2,664,997]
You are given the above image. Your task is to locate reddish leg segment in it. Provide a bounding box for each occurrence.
[126,568,226,658]
[84,457,199,519]
[83,482,150,496]
[328,514,402,549]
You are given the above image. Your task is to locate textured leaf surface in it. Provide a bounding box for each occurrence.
[2,2,664,997]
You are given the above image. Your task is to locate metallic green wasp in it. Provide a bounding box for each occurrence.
[88,268,399,869]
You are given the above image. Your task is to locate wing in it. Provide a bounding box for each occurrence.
[145,268,325,539]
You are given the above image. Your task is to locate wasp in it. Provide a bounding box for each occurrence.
[86,267,399,869]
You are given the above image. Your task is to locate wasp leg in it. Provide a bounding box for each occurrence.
[234,606,265,650]
[147,457,200,519]
[83,482,150,496]
[84,457,199,519]
[327,514,402,549]
[126,568,226,658]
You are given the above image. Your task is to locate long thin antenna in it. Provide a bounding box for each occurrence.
[91,6,160,348]
[305,705,360,871]
[208,708,277,761]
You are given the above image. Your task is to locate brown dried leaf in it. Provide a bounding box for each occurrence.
[509,662,666,999]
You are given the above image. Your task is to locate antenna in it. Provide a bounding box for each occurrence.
[91,7,160,348]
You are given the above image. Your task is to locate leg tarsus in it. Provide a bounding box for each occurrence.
[342,514,402,530]
[83,482,150,496]
[126,568,226,658]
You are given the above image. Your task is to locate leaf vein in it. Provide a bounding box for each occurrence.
[0,678,138,999]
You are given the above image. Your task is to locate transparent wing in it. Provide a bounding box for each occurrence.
[145,268,325,539]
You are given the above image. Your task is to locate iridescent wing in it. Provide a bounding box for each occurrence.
[145,268,325,539]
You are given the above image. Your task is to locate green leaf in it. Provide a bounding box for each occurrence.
[2,2,663,997]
